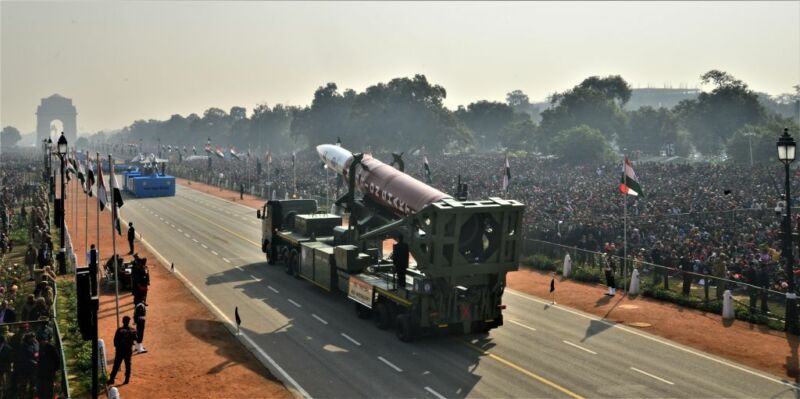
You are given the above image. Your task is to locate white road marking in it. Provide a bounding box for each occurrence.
[201,243,208,249]
[177,228,183,233]
[192,238,198,243]
[268,286,279,294]
[119,215,312,399]
[312,314,328,325]
[249,274,261,281]
[630,367,675,385]
[171,224,176,228]
[223,257,231,263]
[508,319,537,332]
[505,289,800,390]
[236,266,244,272]
[425,386,447,399]
[211,250,218,256]
[377,356,403,372]
[562,340,597,355]
[184,233,190,238]
[340,333,360,346]
[288,299,302,308]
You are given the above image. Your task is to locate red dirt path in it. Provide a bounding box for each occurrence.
[178,177,800,383]
[63,178,290,398]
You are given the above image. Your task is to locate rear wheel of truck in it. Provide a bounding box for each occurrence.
[374,302,391,330]
[355,303,371,319]
[395,314,415,342]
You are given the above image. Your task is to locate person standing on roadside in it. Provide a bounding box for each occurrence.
[134,301,148,354]
[24,244,37,281]
[127,222,136,255]
[108,316,137,385]
[36,328,60,399]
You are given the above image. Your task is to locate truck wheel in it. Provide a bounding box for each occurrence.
[396,314,415,342]
[374,302,391,330]
[355,303,371,319]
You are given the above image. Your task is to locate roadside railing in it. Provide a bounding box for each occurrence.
[523,238,789,326]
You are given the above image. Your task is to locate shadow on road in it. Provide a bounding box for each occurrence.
[203,261,487,398]
[185,318,282,381]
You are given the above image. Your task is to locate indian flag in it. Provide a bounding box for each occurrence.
[619,157,643,197]
[502,155,511,191]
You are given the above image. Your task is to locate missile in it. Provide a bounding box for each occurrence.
[317,144,451,216]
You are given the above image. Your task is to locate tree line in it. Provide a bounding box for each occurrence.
[4,71,798,164]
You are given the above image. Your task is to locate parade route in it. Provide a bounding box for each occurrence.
[114,181,799,398]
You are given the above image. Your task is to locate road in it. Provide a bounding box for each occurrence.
[116,183,798,398]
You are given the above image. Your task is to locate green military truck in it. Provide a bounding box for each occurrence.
[257,197,524,341]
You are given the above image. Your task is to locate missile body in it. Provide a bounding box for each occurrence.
[317,144,451,216]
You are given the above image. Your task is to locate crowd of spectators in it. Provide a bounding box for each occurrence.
[165,149,796,294]
[1,151,62,399]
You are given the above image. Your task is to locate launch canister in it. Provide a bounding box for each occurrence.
[317,144,451,216]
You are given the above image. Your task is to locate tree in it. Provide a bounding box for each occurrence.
[539,80,629,147]
[0,126,21,148]
[348,74,471,153]
[620,106,679,154]
[499,117,538,151]
[456,100,515,150]
[75,137,89,150]
[505,90,540,121]
[550,125,613,164]
[290,83,356,149]
[675,70,766,155]
[577,75,632,105]
[250,103,293,152]
[726,115,800,164]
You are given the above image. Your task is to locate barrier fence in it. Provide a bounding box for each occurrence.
[523,238,789,325]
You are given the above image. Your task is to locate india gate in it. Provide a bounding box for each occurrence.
[36,93,77,143]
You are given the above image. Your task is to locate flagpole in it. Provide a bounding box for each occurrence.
[96,152,101,277]
[109,154,120,328]
[85,153,88,260]
[623,169,628,294]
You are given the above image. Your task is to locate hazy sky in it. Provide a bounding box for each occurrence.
[2,1,798,135]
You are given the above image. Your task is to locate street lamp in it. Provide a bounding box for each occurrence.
[57,133,68,275]
[777,127,797,334]
[47,138,54,199]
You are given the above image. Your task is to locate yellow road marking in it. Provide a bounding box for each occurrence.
[461,340,585,399]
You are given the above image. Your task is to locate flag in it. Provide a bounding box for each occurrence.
[97,160,108,211]
[502,155,511,191]
[205,138,212,154]
[336,137,342,147]
[423,156,432,184]
[77,159,86,190]
[86,161,95,197]
[192,145,197,155]
[215,146,225,159]
[619,156,643,197]
[65,155,77,182]
[110,162,124,235]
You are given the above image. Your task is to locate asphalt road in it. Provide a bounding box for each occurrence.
[115,183,798,399]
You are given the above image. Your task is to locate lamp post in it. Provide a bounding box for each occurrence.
[57,133,68,275]
[777,127,798,334]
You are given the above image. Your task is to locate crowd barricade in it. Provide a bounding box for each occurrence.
[523,238,789,325]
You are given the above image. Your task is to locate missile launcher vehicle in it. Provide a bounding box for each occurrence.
[256,145,524,341]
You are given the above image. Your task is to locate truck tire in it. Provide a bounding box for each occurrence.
[355,303,371,319]
[396,314,415,342]
[374,302,391,330]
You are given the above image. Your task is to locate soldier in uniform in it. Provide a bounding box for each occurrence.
[108,316,138,385]
[131,255,150,305]
[392,235,409,292]
[134,301,148,354]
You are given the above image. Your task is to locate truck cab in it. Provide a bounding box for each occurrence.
[257,199,317,263]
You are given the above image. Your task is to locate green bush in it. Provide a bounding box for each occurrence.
[641,282,783,331]
[571,266,604,284]
[58,278,93,396]
[522,254,560,272]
